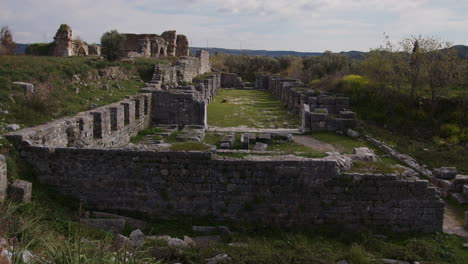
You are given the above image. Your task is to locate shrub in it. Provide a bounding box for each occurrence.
[100,30,126,61]
[440,123,461,139]
[25,43,54,56]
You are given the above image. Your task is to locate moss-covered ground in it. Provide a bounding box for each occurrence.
[207,89,300,128]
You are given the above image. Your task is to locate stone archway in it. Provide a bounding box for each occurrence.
[160,47,164,56]
[76,46,87,56]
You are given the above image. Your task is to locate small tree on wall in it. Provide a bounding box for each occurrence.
[100,30,125,61]
[0,25,16,55]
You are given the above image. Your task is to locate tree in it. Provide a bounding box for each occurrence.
[0,25,16,55]
[100,30,125,61]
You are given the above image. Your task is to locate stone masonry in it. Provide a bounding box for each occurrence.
[4,69,444,233]
[256,75,356,132]
[52,24,100,57]
[0,155,7,202]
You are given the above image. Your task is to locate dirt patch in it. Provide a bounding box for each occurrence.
[292,135,341,153]
[443,207,468,238]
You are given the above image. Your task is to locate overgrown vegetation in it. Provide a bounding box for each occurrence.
[207,89,300,128]
[100,30,126,61]
[0,56,169,127]
[212,35,467,172]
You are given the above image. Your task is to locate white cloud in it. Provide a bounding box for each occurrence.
[0,0,466,52]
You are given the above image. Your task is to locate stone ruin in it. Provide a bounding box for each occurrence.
[51,24,190,59]
[52,24,101,57]
[256,75,357,133]
[121,30,189,58]
[3,62,445,233]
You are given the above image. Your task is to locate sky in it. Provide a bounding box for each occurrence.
[1,0,467,52]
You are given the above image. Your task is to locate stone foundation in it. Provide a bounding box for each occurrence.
[11,145,443,233]
[256,75,356,132]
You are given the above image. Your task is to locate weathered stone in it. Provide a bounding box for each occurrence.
[206,254,232,264]
[113,234,135,250]
[5,124,20,131]
[8,180,32,203]
[12,82,35,96]
[272,133,292,142]
[80,218,125,234]
[433,167,457,180]
[351,147,377,162]
[381,259,410,264]
[257,133,271,142]
[129,229,145,246]
[346,129,360,139]
[167,238,188,248]
[253,142,267,151]
[183,235,196,246]
[0,156,7,203]
[465,212,468,230]
[176,34,189,57]
[91,212,146,230]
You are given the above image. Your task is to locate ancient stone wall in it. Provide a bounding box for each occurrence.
[14,146,443,233]
[221,73,243,88]
[176,35,189,57]
[161,31,177,56]
[149,73,221,127]
[52,24,75,56]
[0,155,7,202]
[6,94,152,148]
[256,75,356,132]
[147,50,212,88]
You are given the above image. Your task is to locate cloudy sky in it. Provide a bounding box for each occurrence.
[1,0,467,52]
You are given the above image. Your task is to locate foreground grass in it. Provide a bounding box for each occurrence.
[0,55,169,128]
[207,89,300,128]
[1,151,467,263]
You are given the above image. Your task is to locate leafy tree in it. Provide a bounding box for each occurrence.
[100,30,126,61]
[0,25,16,55]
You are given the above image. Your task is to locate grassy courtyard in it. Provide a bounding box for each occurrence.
[207,89,300,128]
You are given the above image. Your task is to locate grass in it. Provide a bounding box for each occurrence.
[309,132,374,154]
[207,89,300,128]
[267,141,326,158]
[347,160,405,174]
[0,56,170,127]
[365,124,468,174]
[130,127,166,143]
[169,142,212,151]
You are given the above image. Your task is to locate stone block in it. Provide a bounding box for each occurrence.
[244,133,256,144]
[8,180,32,203]
[240,134,249,150]
[253,142,268,151]
[272,133,292,142]
[310,112,328,121]
[220,135,234,147]
[220,142,231,149]
[351,147,377,162]
[339,110,356,119]
[0,155,6,202]
[463,185,468,198]
[465,212,468,230]
[257,133,271,142]
[80,218,125,234]
[433,167,457,180]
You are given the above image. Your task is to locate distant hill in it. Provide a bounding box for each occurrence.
[189,47,366,59]
[15,43,468,59]
[450,45,468,59]
[15,43,28,54]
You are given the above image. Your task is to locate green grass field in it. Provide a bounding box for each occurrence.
[207,89,300,128]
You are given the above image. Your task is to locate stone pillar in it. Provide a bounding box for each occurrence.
[176,34,189,57]
[52,24,74,56]
[196,50,211,74]
[161,30,177,56]
[0,155,7,202]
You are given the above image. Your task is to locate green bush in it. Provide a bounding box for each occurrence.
[440,123,461,140]
[100,30,126,61]
[25,43,53,56]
